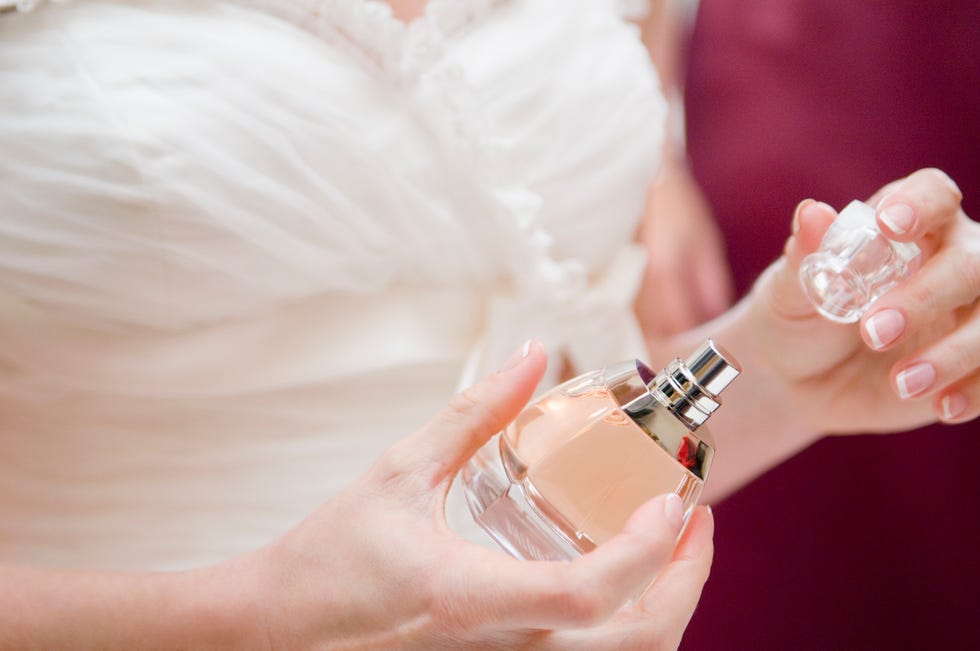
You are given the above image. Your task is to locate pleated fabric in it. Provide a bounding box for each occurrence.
[0,0,665,569]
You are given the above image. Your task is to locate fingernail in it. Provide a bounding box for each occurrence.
[879,203,915,235]
[864,309,905,350]
[895,362,936,399]
[792,199,816,234]
[664,493,684,530]
[940,393,967,421]
[498,339,532,372]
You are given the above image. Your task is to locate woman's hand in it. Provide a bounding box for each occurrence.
[750,167,979,433]
[684,168,977,501]
[0,344,711,650]
[235,341,714,650]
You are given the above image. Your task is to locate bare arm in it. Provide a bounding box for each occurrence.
[632,1,735,340]
[0,561,258,650]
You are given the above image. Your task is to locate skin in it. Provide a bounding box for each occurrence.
[386,0,432,23]
[635,162,734,340]
[667,169,980,501]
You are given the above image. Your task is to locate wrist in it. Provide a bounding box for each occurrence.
[656,296,822,501]
[186,553,273,650]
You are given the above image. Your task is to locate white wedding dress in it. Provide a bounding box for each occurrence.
[0,0,664,570]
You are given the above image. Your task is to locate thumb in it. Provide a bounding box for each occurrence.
[761,199,837,320]
[388,340,547,486]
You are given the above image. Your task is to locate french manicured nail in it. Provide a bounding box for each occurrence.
[895,362,936,399]
[941,393,967,421]
[498,339,532,372]
[664,493,684,530]
[792,199,816,234]
[864,309,905,350]
[879,203,915,235]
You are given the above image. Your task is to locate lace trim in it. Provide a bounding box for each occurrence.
[227,0,504,80]
[3,0,502,78]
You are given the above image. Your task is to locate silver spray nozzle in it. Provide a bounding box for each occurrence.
[648,339,741,429]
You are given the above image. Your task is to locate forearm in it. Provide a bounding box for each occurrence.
[654,295,822,504]
[0,558,260,650]
[636,0,690,167]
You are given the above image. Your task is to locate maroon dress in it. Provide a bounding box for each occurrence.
[680,1,980,649]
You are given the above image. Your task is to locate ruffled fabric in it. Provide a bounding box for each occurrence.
[0,0,665,569]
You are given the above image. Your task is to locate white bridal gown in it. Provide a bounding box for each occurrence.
[0,0,664,570]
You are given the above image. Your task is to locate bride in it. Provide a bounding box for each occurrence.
[1,1,977,648]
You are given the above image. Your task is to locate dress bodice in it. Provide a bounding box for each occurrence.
[0,0,665,569]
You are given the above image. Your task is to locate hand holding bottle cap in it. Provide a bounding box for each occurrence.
[799,200,922,323]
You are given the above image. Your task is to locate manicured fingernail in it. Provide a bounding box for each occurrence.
[864,309,905,350]
[879,203,915,235]
[940,393,967,421]
[895,362,936,399]
[792,199,816,234]
[498,340,532,372]
[664,493,684,530]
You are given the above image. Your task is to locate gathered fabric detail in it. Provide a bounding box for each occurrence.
[233,0,504,81]
[0,0,664,569]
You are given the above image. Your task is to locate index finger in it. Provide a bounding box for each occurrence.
[378,340,547,491]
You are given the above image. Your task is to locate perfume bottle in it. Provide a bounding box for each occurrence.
[462,339,739,561]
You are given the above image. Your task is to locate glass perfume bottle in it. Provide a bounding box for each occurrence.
[462,340,739,561]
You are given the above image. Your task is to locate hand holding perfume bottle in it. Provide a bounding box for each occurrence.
[465,340,738,562]
[234,341,715,651]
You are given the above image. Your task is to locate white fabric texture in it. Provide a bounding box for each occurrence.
[0,0,665,570]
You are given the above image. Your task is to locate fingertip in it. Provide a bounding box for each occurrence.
[893,361,937,401]
[873,168,963,241]
[793,200,837,255]
[936,391,971,424]
[674,505,714,563]
[861,307,906,351]
[397,339,547,485]
[624,493,684,539]
[497,338,545,371]
[786,201,836,267]
[493,339,548,393]
[876,199,918,240]
[791,199,816,234]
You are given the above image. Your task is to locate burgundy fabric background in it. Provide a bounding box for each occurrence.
[680,1,979,649]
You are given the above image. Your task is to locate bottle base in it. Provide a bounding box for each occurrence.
[462,439,582,561]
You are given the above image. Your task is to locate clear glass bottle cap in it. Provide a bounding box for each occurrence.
[799,200,921,323]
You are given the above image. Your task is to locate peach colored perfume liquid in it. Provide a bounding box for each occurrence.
[500,372,703,549]
[465,341,736,562]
